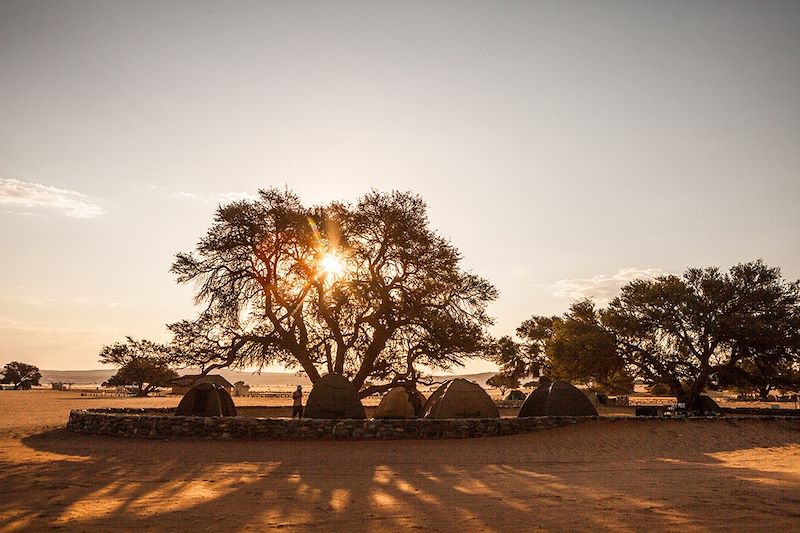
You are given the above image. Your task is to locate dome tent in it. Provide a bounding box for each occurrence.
[373,387,416,419]
[505,389,526,401]
[174,383,238,417]
[518,380,598,417]
[304,373,366,419]
[421,379,500,419]
[696,395,720,414]
[585,391,609,406]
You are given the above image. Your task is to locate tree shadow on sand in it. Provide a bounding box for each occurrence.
[4,419,800,531]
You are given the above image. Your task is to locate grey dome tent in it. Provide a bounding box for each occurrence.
[304,374,366,419]
[421,379,500,419]
[175,382,238,417]
[373,387,416,419]
[518,380,598,417]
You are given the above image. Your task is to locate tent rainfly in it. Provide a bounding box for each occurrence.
[304,374,366,419]
[518,381,598,417]
[174,383,238,417]
[421,379,500,419]
[505,389,526,401]
[373,387,416,419]
[171,374,234,396]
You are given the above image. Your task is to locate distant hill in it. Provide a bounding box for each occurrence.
[41,369,115,385]
[40,369,499,388]
[430,372,497,387]
[40,369,314,387]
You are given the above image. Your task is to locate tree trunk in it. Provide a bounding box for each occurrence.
[758,385,771,400]
[668,378,686,403]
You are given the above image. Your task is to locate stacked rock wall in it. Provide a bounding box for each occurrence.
[67,409,799,441]
[68,408,582,440]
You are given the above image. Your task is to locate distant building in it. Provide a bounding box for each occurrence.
[170,374,233,396]
[233,381,251,397]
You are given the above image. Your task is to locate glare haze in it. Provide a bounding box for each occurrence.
[1,1,798,371]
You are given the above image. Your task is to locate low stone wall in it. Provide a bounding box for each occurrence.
[67,408,585,440]
[68,409,798,441]
[721,407,800,416]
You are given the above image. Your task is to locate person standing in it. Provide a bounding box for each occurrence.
[291,385,304,418]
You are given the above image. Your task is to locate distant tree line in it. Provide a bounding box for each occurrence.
[492,260,800,407]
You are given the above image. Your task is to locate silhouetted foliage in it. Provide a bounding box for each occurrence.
[497,261,800,405]
[724,360,800,399]
[490,300,633,394]
[647,382,672,396]
[546,300,634,394]
[1,361,41,389]
[99,337,178,396]
[604,260,800,406]
[491,329,547,385]
[169,188,496,397]
[486,373,519,395]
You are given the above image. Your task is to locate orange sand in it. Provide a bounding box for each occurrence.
[1,390,799,532]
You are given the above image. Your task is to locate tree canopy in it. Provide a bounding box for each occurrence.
[1,361,41,390]
[605,260,800,403]
[494,261,800,403]
[493,300,634,394]
[170,188,497,396]
[485,373,519,395]
[99,337,178,396]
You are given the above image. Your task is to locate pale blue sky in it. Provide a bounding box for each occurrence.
[1,0,799,370]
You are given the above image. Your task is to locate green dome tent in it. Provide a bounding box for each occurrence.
[421,379,500,419]
[505,389,526,401]
[518,381,598,417]
[373,387,416,419]
[304,374,366,419]
[174,382,238,417]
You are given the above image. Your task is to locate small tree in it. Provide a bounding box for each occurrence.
[486,373,519,395]
[490,300,633,394]
[491,327,549,386]
[99,337,178,396]
[1,361,41,389]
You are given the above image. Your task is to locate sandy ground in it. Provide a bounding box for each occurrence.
[1,391,799,532]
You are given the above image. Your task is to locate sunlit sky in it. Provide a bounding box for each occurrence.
[1,1,799,372]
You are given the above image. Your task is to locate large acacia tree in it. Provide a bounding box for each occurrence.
[605,260,800,404]
[495,261,800,404]
[170,188,496,396]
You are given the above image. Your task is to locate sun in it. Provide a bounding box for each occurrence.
[319,252,344,279]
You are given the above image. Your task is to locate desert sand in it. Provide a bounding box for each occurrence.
[1,391,799,532]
